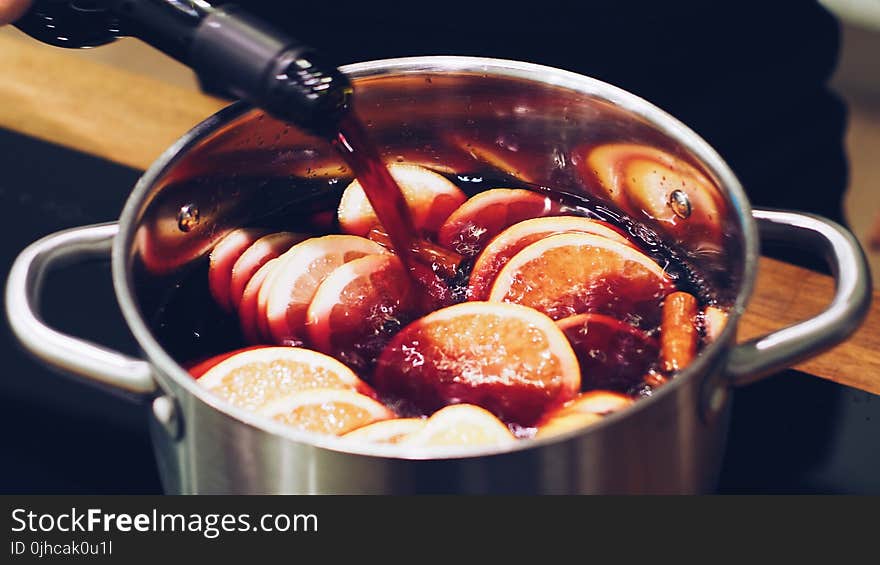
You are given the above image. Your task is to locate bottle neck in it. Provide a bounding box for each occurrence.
[16,1,217,57]
[16,1,353,138]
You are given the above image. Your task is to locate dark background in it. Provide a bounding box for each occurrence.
[1,0,878,493]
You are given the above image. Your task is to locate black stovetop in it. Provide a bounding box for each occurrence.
[0,127,876,494]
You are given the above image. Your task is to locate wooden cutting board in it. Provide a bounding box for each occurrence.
[1,33,877,395]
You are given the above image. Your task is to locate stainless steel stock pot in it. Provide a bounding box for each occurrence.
[5,57,871,493]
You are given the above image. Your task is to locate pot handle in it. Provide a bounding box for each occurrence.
[725,209,872,386]
[5,223,157,395]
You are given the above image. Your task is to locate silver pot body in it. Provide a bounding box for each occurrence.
[6,57,871,493]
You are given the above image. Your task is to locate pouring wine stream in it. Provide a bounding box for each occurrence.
[334,114,455,307]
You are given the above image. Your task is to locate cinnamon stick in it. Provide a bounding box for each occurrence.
[661,291,699,373]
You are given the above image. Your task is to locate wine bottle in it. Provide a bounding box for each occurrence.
[15,1,352,137]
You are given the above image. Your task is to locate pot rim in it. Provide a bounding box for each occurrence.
[112,55,757,460]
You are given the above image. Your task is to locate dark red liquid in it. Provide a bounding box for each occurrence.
[148,112,735,412]
[151,172,723,399]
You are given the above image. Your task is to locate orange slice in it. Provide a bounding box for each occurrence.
[338,163,466,237]
[256,388,395,436]
[342,418,427,444]
[263,235,386,345]
[238,258,279,344]
[374,302,580,426]
[306,254,420,371]
[197,346,372,411]
[208,228,268,312]
[536,391,633,438]
[556,313,659,391]
[468,215,635,300]
[535,412,603,438]
[186,346,266,379]
[401,404,515,448]
[488,232,674,324]
[256,260,283,343]
[229,232,306,310]
[436,188,557,256]
[562,390,634,415]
